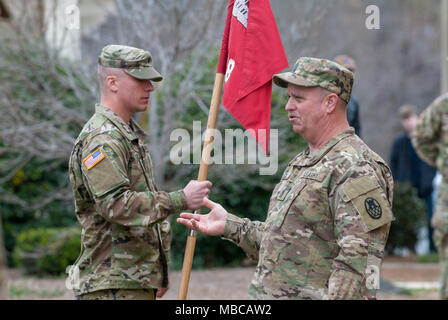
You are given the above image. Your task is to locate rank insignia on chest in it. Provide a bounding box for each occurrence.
[83,148,105,170]
[301,171,318,179]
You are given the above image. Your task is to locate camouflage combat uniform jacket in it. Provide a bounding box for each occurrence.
[412,93,448,299]
[68,104,188,296]
[412,93,448,203]
[222,129,394,300]
[412,93,448,232]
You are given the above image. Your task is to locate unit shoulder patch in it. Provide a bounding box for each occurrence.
[364,197,382,220]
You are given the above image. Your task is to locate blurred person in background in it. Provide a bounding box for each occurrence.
[334,55,361,137]
[390,104,437,253]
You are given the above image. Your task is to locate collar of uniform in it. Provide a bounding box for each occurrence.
[292,128,355,167]
[129,118,148,140]
[95,104,138,141]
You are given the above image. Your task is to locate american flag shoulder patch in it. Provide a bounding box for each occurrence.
[83,148,105,170]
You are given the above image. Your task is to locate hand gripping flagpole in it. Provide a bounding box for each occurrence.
[177,2,232,300]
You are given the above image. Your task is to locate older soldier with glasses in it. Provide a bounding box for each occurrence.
[177,57,394,300]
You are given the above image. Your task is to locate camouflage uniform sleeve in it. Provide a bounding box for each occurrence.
[160,219,172,268]
[412,102,442,167]
[328,174,393,300]
[221,213,265,262]
[80,134,188,227]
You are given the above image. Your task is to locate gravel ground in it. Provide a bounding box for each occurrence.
[2,256,443,300]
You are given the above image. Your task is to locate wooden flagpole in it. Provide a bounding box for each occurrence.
[177,72,225,300]
[177,0,232,300]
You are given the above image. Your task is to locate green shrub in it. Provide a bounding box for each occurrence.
[416,252,439,263]
[13,227,81,276]
[386,182,427,254]
[169,168,284,270]
[1,159,78,267]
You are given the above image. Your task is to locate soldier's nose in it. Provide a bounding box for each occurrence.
[145,81,154,92]
[285,99,295,111]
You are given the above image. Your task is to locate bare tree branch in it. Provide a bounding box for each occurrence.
[0,0,327,212]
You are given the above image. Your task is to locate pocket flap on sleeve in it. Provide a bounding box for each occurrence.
[341,177,380,201]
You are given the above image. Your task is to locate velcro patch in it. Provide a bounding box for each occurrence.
[364,197,382,220]
[83,148,105,170]
[341,177,394,232]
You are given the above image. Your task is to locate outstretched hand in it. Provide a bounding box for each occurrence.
[176,198,227,236]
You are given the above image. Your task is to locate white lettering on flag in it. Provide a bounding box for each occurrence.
[225,58,236,82]
[233,0,249,29]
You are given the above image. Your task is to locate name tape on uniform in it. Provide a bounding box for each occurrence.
[83,148,105,170]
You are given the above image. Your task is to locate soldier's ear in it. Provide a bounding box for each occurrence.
[106,75,119,93]
[324,93,338,114]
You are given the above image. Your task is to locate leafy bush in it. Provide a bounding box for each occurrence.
[169,169,280,270]
[13,227,81,276]
[1,159,78,267]
[0,32,92,266]
[416,252,439,263]
[386,182,427,254]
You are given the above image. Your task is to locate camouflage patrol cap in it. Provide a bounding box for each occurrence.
[273,57,354,104]
[98,44,163,82]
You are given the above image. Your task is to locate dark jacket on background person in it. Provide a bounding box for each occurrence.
[390,133,436,198]
[347,95,361,137]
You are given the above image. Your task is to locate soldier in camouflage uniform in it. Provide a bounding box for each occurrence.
[68,45,212,300]
[177,57,394,300]
[412,93,448,300]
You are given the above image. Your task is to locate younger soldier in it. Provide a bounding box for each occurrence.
[68,45,212,300]
[178,57,394,300]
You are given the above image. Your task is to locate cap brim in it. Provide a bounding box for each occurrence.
[273,72,316,88]
[125,66,163,82]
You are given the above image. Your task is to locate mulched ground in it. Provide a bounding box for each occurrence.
[2,256,443,300]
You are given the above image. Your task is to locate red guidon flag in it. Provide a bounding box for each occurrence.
[217,0,288,153]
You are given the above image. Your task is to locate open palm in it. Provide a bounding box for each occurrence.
[176,198,227,236]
